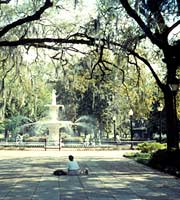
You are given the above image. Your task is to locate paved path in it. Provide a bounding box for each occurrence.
[0,150,180,200]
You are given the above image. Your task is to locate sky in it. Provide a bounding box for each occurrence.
[56,0,97,25]
[8,0,97,30]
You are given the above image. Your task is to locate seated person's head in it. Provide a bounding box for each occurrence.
[69,155,74,161]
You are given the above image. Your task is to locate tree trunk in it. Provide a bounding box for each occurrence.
[164,87,179,151]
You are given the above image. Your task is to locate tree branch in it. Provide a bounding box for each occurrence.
[129,49,165,91]
[128,55,141,87]
[0,0,53,38]
[167,20,180,36]
[177,0,180,15]
[90,43,112,80]
[0,0,11,4]
[120,0,164,48]
[0,37,95,47]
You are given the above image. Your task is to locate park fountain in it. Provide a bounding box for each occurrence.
[18,89,99,146]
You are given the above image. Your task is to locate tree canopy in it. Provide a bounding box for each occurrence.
[0,0,179,149]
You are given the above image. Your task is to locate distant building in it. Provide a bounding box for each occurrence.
[133,127,148,140]
[132,118,149,140]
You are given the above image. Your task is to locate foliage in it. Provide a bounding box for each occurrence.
[124,152,151,164]
[0,0,179,150]
[23,136,46,142]
[4,115,31,138]
[148,149,180,178]
[137,142,166,153]
[124,144,180,178]
[118,0,180,150]
[63,136,83,143]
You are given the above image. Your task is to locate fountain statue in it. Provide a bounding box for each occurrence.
[47,89,64,121]
[52,89,57,106]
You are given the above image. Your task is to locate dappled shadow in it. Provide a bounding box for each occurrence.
[0,151,180,200]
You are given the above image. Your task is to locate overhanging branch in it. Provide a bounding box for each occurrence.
[0,0,11,3]
[0,0,53,38]
[0,37,95,47]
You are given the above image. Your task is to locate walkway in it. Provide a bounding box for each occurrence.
[0,150,180,200]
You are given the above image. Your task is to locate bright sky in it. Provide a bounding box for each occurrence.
[8,0,97,33]
[168,25,180,45]
[9,0,97,18]
[55,0,97,25]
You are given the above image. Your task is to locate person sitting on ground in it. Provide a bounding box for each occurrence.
[53,155,88,176]
[67,155,88,175]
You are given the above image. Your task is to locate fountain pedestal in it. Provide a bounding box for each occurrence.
[45,90,64,143]
[47,122,60,142]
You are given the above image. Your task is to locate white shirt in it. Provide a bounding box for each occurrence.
[67,160,80,171]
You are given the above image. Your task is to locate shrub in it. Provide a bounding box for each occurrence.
[137,142,166,153]
[63,136,83,143]
[24,136,41,142]
[23,133,30,141]
[148,149,180,177]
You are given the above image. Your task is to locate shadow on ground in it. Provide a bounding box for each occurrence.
[0,151,180,200]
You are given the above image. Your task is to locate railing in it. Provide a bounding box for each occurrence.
[0,140,155,150]
[0,141,45,148]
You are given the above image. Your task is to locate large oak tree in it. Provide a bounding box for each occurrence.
[119,0,180,150]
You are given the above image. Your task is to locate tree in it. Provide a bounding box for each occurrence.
[118,0,180,150]
[0,0,179,150]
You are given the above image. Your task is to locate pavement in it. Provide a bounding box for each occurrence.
[0,149,180,200]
